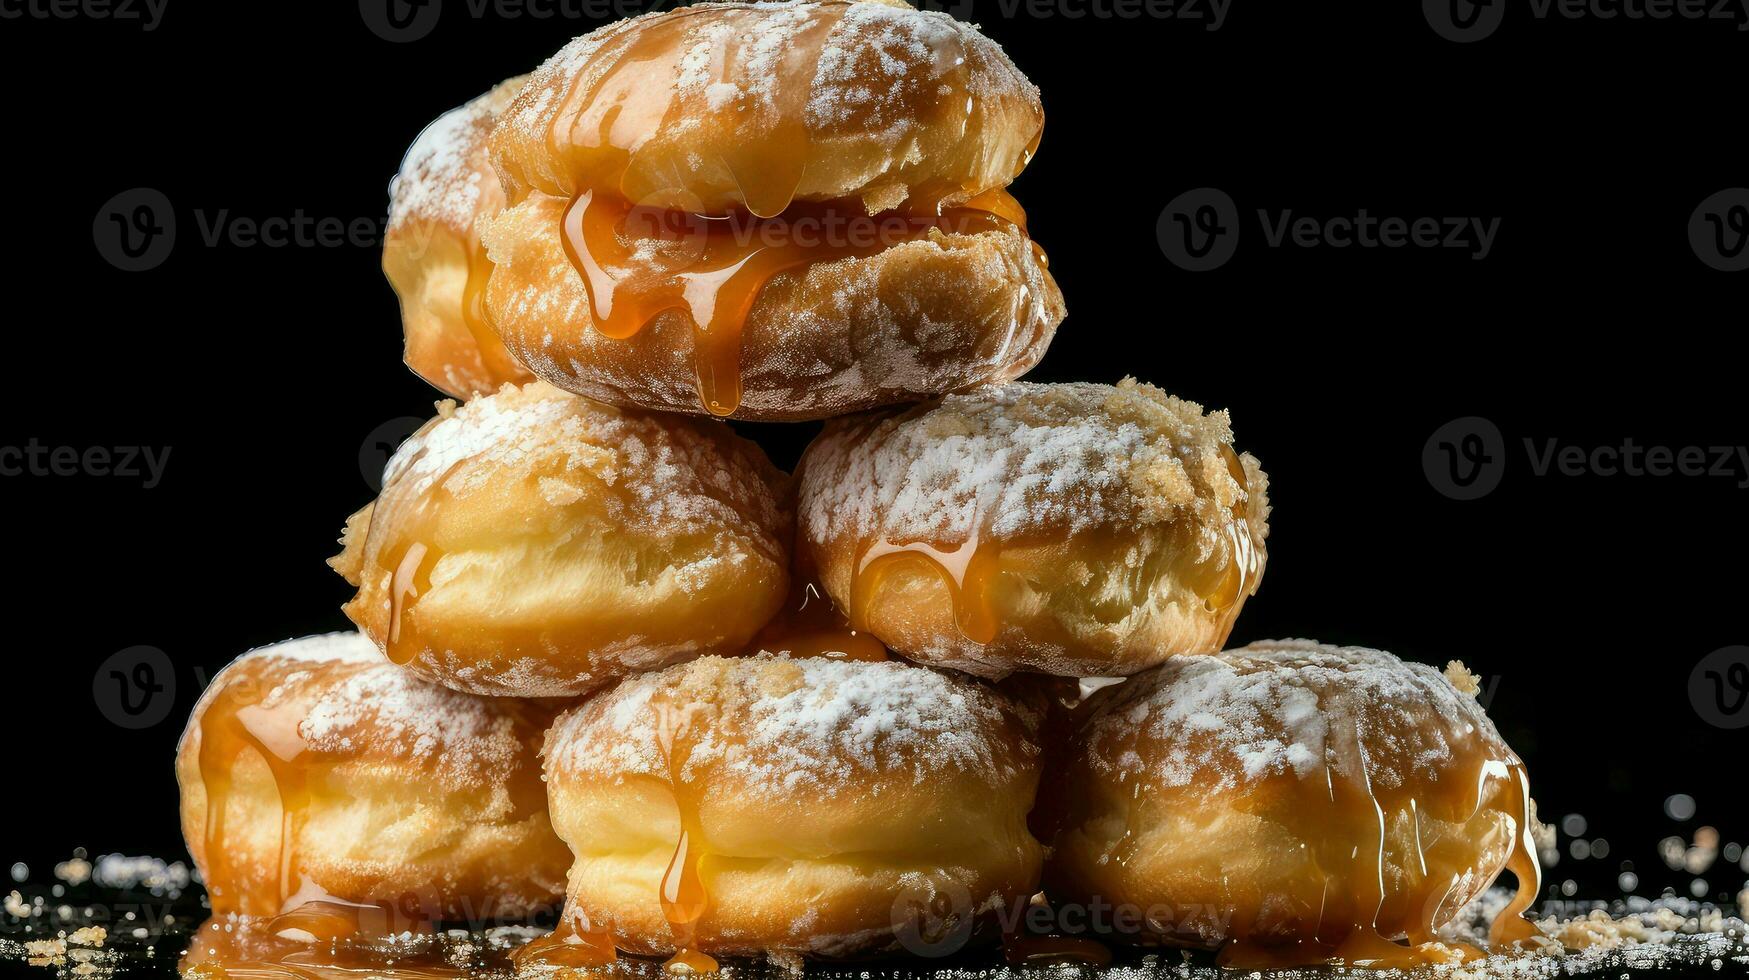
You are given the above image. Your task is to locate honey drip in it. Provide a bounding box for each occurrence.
[653,697,718,974]
[1178,743,1544,969]
[561,189,1026,417]
[196,667,317,917]
[458,243,500,377]
[191,650,550,933]
[182,917,462,980]
[536,0,1025,416]
[851,534,1001,646]
[510,915,619,971]
[367,448,465,667]
[752,558,889,663]
[846,451,1263,650]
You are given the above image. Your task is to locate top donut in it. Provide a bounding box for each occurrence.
[491,0,1045,216]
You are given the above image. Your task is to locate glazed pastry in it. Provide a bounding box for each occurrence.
[331,382,792,697]
[531,652,1043,967]
[384,77,535,399]
[480,0,1063,420]
[796,379,1269,679]
[1044,640,1543,968]
[174,632,570,923]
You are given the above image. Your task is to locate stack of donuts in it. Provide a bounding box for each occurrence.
[175,0,1544,973]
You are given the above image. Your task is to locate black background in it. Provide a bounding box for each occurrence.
[2,0,1744,931]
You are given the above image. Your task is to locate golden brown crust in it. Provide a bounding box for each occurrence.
[1045,641,1528,951]
[174,633,570,920]
[543,653,1044,958]
[384,77,535,399]
[335,383,793,697]
[481,195,1063,420]
[796,380,1270,678]
[490,1,1044,214]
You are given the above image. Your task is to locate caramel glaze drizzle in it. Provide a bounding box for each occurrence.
[192,653,547,942]
[181,916,458,980]
[458,241,509,383]
[849,444,1264,650]
[1110,747,1543,969]
[753,550,890,663]
[648,695,717,974]
[508,913,619,972]
[539,0,1042,417]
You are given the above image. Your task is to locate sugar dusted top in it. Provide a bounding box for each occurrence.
[490,0,1043,209]
[380,382,789,550]
[546,653,1037,795]
[179,632,538,792]
[1079,640,1517,797]
[387,77,524,236]
[800,378,1271,546]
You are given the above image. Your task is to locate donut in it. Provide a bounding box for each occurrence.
[331,382,793,697]
[1044,640,1543,968]
[174,632,570,924]
[479,0,1063,420]
[532,652,1044,966]
[796,379,1270,679]
[384,77,535,400]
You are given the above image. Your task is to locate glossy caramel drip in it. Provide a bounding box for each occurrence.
[1177,444,1264,614]
[181,917,461,980]
[366,448,466,667]
[653,697,718,974]
[194,662,435,928]
[1489,765,1545,947]
[533,0,1034,416]
[560,190,1027,417]
[847,444,1262,650]
[510,916,619,971]
[196,669,317,916]
[263,892,428,944]
[457,242,501,376]
[752,561,889,663]
[1189,751,1542,968]
[542,2,859,212]
[851,534,1001,646]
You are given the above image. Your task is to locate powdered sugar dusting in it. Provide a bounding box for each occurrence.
[547,653,1033,795]
[381,382,788,546]
[248,631,385,667]
[1081,640,1514,795]
[388,77,524,234]
[799,379,1268,544]
[189,633,532,791]
[493,0,1041,206]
